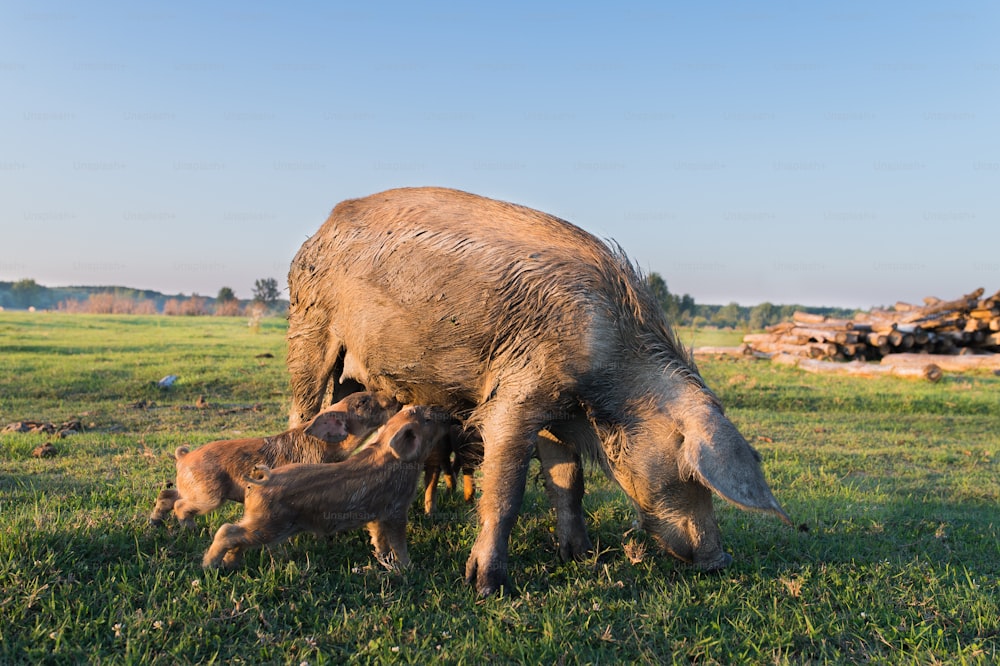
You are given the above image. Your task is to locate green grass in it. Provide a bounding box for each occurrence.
[1,312,997,664]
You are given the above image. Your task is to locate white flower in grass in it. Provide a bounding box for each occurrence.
[112,623,123,638]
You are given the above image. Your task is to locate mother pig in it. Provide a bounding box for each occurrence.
[287,187,791,596]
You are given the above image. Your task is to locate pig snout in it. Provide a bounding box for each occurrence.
[638,506,732,572]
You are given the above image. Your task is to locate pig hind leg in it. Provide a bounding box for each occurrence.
[424,447,458,514]
[461,470,476,502]
[202,523,254,569]
[535,432,594,561]
[423,467,441,515]
[454,436,483,502]
[173,496,225,530]
[441,456,456,493]
[202,518,294,569]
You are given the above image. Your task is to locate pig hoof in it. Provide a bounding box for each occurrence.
[375,552,398,570]
[695,551,733,572]
[202,557,236,571]
[465,560,516,598]
[476,574,516,598]
[476,576,519,599]
[557,535,594,562]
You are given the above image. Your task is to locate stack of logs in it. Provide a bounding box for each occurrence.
[744,288,1000,362]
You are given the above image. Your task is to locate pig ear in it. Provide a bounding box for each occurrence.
[679,421,792,525]
[378,393,402,411]
[387,424,423,462]
[304,411,348,443]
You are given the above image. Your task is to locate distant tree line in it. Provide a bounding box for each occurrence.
[691,301,860,330]
[644,272,860,329]
[0,278,287,315]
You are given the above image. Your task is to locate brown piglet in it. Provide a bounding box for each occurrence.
[150,391,400,528]
[202,405,447,570]
[422,420,484,514]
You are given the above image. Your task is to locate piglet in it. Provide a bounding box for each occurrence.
[150,391,399,528]
[202,405,446,570]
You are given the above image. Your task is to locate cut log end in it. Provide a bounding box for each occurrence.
[923,364,943,382]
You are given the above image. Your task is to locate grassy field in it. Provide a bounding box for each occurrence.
[1,312,997,664]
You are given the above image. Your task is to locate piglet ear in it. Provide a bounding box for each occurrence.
[304,410,348,443]
[679,415,792,525]
[377,393,402,412]
[387,423,422,462]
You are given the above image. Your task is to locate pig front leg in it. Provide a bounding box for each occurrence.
[535,432,593,561]
[148,485,178,526]
[464,403,538,597]
[367,519,410,570]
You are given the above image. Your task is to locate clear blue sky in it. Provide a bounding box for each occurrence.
[2,1,997,308]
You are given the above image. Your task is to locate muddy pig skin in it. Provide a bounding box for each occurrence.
[286,187,791,596]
